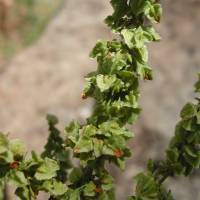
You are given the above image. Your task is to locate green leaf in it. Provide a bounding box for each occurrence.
[105,0,128,29]
[82,125,97,137]
[130,0,162,23]
[9,139,26,157]
[166,148,179,163]
[96,75,117,92]
[83,77,94,96]
[15,187,32,200]
[98,191,115,200]
[46,114,59,125]
[102,145,114,156]
[122,26,159,54]
[196,111,200,124]
[172,163,185,175]
[65,121,81,144]
[101,174,114,191]
[110,0,128,19]
[135,46,149,63]
[130,0,149,16]
[62,189,81,200]
[42,179,67,196]
[146,2,162,23]
[181,119,194,131]
[69,168,82,183]
[134,173,159,199]
[74,137,93,153]
[184,146,198,158]
[90,40,108,58]
[99,121,133,138]
[122,27,145,49]
[51,181,67,196]
[137,63,152,80]
[35,158,59,180]
[0,133,9,154]
[195,73,200,93]
[0,150,14,163]
[93,138,104,157]
[143,27,161,41]
[180,103,196,119]
[8,171,28,187]
[83,181,96,197]
[116,158,125,170]
[31,151,42,163]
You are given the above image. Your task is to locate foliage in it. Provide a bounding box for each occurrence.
[0,0,199,199]
[128,75,200,200]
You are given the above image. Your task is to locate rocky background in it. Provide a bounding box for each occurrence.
[0,0,199,199]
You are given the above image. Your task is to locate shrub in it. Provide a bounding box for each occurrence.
[0,0,199,199]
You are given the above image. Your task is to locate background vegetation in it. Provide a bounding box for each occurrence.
[0,0,64,66]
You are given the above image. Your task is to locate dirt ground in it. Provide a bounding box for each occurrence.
[0,0,200,199]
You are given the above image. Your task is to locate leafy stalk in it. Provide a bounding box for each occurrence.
[64,0,162,199]
[128,75,200,200]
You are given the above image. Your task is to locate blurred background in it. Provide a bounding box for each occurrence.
[0,0,200,199]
